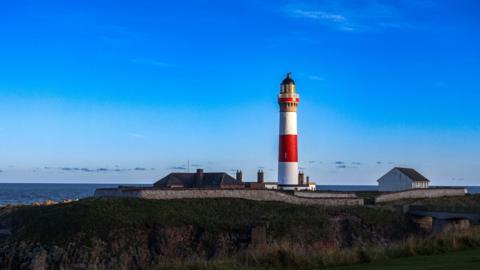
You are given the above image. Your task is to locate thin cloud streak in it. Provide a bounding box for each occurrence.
[285,1,417,32]
[167,166,187,171]
[291,9,345,22]
[59,167,153,173]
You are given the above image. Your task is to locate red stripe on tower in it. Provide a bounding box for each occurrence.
[278,135,298,162]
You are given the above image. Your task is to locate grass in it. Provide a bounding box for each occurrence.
[381,194,480,213]
[3,197,408,244]
[2,198,480,269]
[329,248,480,270]
[158,228,480,269]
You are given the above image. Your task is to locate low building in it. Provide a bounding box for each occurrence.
[377,167,430,192]
[264,182,278,190]
[154,169,244,189]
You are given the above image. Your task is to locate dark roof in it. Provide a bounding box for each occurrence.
[395,167,430,182]
[154,172,243,188]
[281,72,295,85]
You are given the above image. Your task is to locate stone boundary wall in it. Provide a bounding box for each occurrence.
[375,188,467,203]
[94,188,364,206]
[293,191,357,198]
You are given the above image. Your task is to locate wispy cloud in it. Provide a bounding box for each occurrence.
[99,35,130,48]
[167,166,187,171]
[333,160,361,169]
[291,9,345,22]
[59,167,151,173]
[285,1,416,32]
[307,75,325,81]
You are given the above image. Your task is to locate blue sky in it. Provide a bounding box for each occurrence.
[0,0,479,185]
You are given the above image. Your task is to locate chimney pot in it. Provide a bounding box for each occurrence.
[257,170,264,183]
[195,169,204,187]
[298,171,305,186]
[236,170,243,182]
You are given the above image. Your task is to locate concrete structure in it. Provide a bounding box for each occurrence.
[409,208,479,234]
[278,73,302,190]
[377,167,430,192]
[94,187,364,206]
[375,187,467,203]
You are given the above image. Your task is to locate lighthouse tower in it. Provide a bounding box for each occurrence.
[278,73,300,190]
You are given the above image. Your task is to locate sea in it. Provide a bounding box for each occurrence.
[0,183,479,207]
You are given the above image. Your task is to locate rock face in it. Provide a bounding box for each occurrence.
[0,198,413,270]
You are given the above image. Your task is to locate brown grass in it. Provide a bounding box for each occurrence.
[157,227,480,270]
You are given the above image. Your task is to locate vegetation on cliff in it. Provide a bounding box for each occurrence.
[3,197,408,244]
[1,197,479,269]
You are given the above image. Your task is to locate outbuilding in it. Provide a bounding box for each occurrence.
[377,167,430,192]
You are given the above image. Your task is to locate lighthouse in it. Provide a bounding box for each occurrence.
[278,73,300,190]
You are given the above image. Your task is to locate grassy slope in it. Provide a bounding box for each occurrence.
[329,248,480,270]
[4,197,406,244]
[2,198,480,269]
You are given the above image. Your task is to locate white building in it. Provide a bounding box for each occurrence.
[377,167,430,192]
[307,181,316,191]
[264,182,278,190]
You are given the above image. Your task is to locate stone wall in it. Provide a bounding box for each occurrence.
[375,188,467,203]
[293,191,357,198]
[94,188,364,206]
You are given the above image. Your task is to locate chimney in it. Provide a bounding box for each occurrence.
[298,171,305,185]
[306,176,310,185]
[257,169,264,183]
[195,168,204,187]
[236,170,243,182]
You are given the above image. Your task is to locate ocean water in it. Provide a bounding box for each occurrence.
[0,183,130,206]
[0,183,479,206]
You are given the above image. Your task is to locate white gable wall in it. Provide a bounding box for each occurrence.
[378,168,413,192]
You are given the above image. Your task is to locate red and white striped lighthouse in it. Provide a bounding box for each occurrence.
[278,73,300,189]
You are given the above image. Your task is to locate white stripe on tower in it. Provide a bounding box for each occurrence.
[279,112,297,134]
